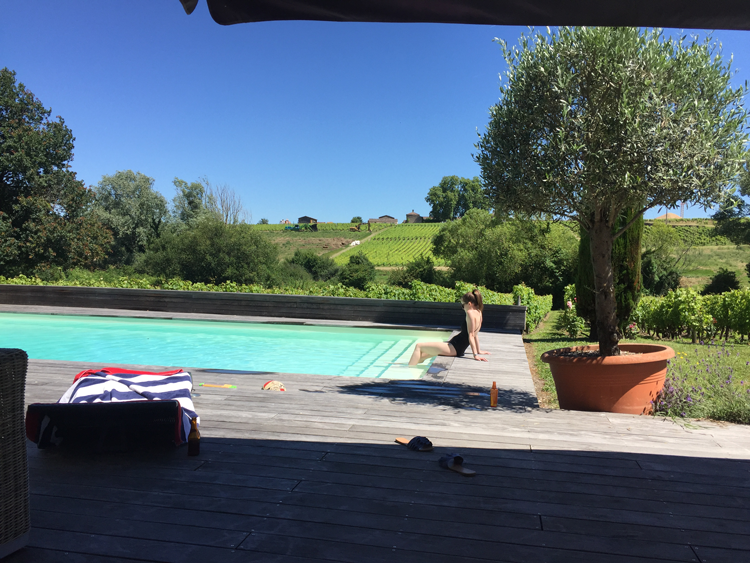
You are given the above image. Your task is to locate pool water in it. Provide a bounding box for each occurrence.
[0,313,448,379]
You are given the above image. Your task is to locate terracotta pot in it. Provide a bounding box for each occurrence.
[541,344,675,415]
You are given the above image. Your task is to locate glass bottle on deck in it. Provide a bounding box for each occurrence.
[187,417,200,456]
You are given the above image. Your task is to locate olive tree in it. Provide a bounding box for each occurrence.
[475,27,747,355]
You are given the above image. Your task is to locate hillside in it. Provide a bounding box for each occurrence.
[679,245,750,289]
[249,220,749,289]
[253,227,374,261]
[333,223,446,266]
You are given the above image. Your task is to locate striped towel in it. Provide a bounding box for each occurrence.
[59,368,198,444]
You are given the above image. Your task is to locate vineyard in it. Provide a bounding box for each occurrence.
[334,223,446,266]
[643,224,732,246]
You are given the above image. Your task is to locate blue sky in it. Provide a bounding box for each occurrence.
[3,1,750,222]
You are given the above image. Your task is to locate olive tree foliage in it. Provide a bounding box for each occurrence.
[425,176,490,222]
[91,170,169,265]
[475,27,748,355]
[0,68,111,277]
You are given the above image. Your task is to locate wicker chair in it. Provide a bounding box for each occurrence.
[0,349,30,558]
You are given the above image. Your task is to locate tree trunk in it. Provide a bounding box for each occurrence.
[577,209,642,341]
[589,220,621,356]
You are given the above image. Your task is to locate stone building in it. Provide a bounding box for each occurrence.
[367,215,398,225]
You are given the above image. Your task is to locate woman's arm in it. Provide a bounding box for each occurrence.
[466,312,488,362]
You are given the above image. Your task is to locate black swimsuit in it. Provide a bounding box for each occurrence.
[448,319,470,357]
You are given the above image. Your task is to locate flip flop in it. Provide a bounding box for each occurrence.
[395,436,433,452]
[439,453,476,476]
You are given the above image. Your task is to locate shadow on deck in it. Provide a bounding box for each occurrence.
[332,380,537,412]
[6,435,750,562]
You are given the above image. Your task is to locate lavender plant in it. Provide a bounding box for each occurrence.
[654,341,750,423]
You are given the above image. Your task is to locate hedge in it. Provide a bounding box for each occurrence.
[0,275,552,331]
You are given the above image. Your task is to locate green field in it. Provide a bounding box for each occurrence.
[333,223,445,266]
[678,245,750,289]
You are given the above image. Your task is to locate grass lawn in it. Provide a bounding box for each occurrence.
[525,310,750,423]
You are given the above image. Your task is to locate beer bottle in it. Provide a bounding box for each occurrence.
[187,417,200,456]
[490,381,498,408]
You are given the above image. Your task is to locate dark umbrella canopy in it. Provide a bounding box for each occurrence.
[181,0,750,30]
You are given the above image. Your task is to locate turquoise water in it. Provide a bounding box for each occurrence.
[0,313,447,379]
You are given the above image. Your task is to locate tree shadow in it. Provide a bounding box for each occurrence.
[332,379,538,412]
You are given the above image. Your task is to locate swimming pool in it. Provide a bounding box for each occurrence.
[0,313,448,379]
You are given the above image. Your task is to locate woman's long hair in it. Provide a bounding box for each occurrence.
[462,289,484,313]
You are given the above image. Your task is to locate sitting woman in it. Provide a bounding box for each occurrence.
[408,289,489,365]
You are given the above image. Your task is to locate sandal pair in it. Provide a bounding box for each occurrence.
[395,436,476,476]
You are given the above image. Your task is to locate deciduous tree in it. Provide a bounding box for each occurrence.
[425,176,490,221]
[432,209,577,303]
[92,170,169,265]
[0,68,110,276]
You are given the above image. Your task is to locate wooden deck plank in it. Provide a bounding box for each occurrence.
[4,548,151,563]
[541,515,750,551]
[236,531,690,563]
[292,480,750,535]
[18,528,323,563]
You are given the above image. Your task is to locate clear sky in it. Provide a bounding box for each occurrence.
[3,1,750,222]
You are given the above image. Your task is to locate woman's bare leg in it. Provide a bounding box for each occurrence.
[408,342,456,365]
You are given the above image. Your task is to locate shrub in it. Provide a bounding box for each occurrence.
[287,249,340,281]
[746,261,750,281]
[339,252,375,289]
[270,262,313,287]
[136,217,278,285]
[641,253,682,296]
[388,254,436,287]
[0,273,554,330]
[554,284,587,338]
[512,283,553,332]
[654,342,750,423]
[702,268,741,295]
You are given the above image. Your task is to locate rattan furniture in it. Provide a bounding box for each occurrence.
[0,348,30,559]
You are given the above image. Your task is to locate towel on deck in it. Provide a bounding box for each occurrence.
[59,367,198,444]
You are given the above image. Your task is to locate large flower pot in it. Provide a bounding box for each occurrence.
[541,344,675,415]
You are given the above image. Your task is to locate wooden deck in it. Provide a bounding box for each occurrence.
[5,306,750,563]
